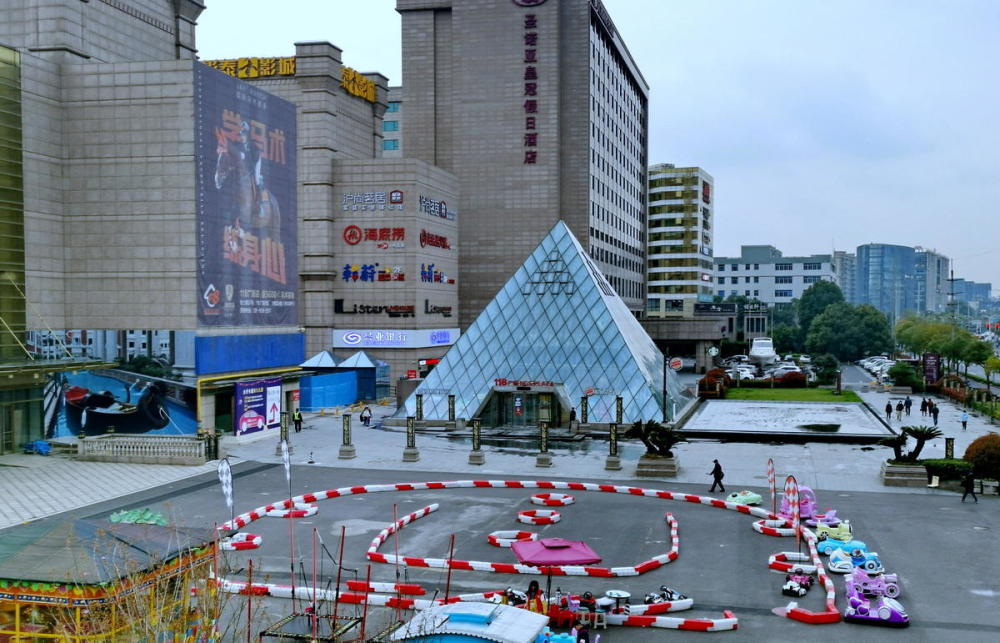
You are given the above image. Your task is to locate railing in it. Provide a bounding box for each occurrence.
[78,434,207,465]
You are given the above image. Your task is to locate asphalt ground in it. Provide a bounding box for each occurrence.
[64,461,1000,642]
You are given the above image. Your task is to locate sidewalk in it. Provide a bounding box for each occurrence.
[3,388,995,532]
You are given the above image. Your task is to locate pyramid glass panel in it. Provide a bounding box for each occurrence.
[396,222,693,423]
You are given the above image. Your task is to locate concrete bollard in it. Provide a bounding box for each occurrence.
[535,422,552,468]
[468,417,485,465]
[339,414,356,459]
[605,423,622,470]
[403,416,420,462]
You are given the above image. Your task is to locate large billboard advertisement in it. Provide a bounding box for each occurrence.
[194,62,298,326]
[234,377,283,436]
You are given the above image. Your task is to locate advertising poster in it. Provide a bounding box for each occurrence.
[235,377,282,436]
[194,63,298,326]
[923,353,941,384]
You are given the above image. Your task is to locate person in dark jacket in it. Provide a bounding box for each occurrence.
[931,405,940,426]
[961,472,978,503]
[884,401,893,421]
[708,459,726,493]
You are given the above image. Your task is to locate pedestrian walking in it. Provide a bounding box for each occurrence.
[961,472,978,503]
[960,410,969,430]
[904,396,912,416]
[708,459,726,493]
[360,405,373,427]
[292,408,303,433]
[895,401,904,421]
[884,401,893,421]
[931,404,940,426]
[920,398,928,416]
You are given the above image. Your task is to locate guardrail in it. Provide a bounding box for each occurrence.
[78,434,207,465]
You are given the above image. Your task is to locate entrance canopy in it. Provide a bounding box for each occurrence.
[396,222,692,423]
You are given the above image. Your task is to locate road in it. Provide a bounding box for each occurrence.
[64,460,1000,642]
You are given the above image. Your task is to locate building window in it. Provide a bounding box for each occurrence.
[754,264,759,269]
[730,290,738,297]
[803,262,821,270]
[730,264,739,271]
[387,101,401,112]
[730,277,738,284]
[717,277,724,284]
[754,276,759,283]
[803,276,821,284]
[383,120,400,131]
[717,290,725,297]
[383,139,400,150]
[775,263,792,271]
[744,277,750,283]
[753,290,759,297]
[717,264,725,271]
[744,290,750,296]
[775,276,793,284]
[775,289,793,297]
[745,264,750,270]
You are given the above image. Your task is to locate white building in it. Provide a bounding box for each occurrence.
[646,164,715,316]
[714,245,835,305]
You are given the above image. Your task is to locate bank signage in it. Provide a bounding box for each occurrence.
[332,328,460,349]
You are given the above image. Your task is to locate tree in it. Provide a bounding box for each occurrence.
[805,303,891,361]
[880,425,943,462]
[771,324,799,354]
[961,339,994,380]
[964,433,1000,479]
[797,281,844,339]
[984,355,1000,394]
[812,353,840,385]
[887,362,920,389]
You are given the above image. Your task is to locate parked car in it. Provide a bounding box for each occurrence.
[798,354,812,364]
[816,538,868,556]
[828,548,883,574]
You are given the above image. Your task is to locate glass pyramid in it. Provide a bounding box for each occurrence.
[396,221,692,423]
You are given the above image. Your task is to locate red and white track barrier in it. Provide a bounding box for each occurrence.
[752,518,796,537]
[219,532,262,551]
[218,480,772,532]
[487,530,538,547]
[530,492,575,506]
[265,502,318,519]
[345,580,426,595]
[629,597,694,614]
[767,551,817,574]
[517,509,561,524]
[762,522,840,624]
[605,610,738,632]
[365,508,680,578]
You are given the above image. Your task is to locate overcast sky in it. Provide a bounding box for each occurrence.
[197,0,999,287]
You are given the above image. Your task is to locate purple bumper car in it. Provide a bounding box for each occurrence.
[843,590,909,627]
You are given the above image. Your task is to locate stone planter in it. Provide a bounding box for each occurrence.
[880,460,927,487]
[635,453,678,478]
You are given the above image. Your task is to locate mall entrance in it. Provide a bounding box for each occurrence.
[480,390,563,428]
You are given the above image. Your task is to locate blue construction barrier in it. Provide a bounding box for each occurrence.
[299,372,358,411]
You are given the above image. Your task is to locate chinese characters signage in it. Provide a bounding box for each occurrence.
[341,191,405,211]
[521,11,541,164]
[341,67,376,102]
[419,195,455,220]
[494,378,555,387]
[343,225,405,248]
[420,229,451,249]
[203,57,296,79]
[195,63,297,326]
[333,328,459,348]
[420,264,454,284]
[342,262,405,282]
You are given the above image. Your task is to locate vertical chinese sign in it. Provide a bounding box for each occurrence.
[521,11,540,164]
[194,62,298,326]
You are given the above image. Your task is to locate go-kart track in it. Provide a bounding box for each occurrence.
[213,475,921,639]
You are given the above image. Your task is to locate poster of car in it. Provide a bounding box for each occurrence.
[235,377,282,436]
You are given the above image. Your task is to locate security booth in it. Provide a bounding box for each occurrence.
[478,379,569,428]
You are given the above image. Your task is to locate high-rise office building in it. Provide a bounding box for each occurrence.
[914,248,950,314]
[856,243,916,324]
[397,0,649,326]
[646,164,714,316]
[383,86,403,158]
[833,251,856,304]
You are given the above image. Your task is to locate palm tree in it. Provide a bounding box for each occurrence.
[901,425,943,461]
[878,434,907,462]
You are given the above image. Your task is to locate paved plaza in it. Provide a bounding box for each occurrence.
[1,366,998,639]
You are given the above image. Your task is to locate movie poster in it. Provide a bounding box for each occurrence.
[234,377,283,436]
[194,62,298,326]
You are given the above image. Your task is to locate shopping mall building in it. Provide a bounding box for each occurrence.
[0,0,457,451]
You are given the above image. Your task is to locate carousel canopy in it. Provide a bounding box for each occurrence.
[0,518,214,585]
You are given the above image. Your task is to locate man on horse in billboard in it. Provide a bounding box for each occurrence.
[215,120,281,241]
